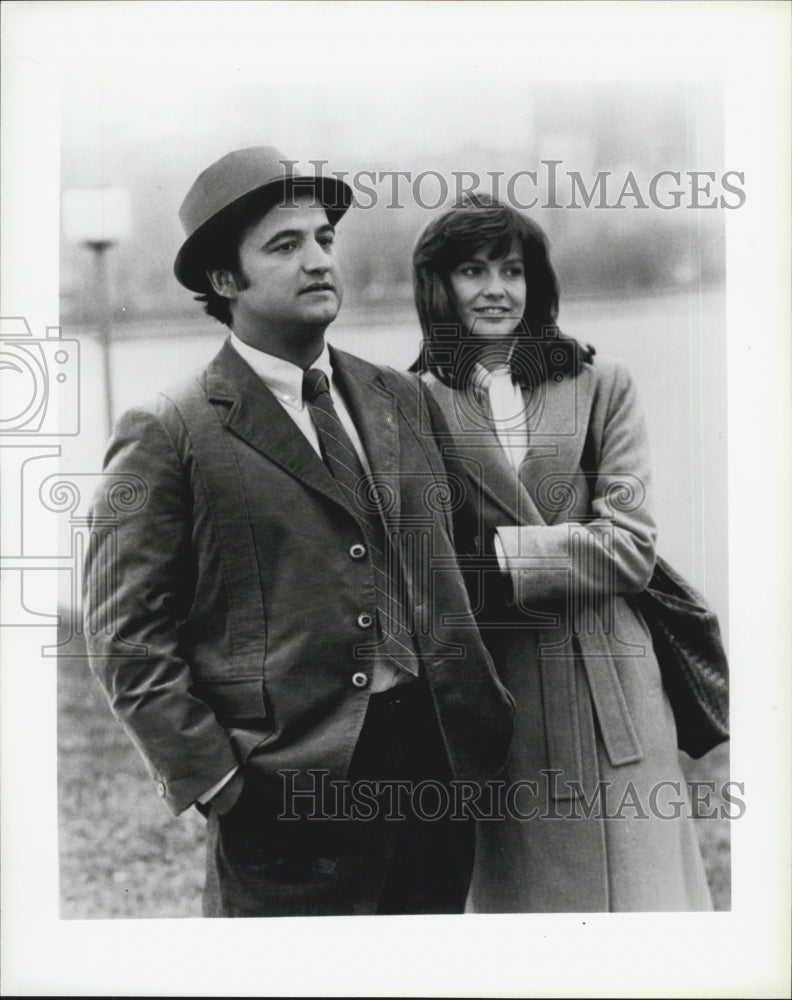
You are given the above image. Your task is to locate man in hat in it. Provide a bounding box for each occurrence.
[84,146,513,917]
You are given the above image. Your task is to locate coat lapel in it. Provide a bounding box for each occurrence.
[517,365,597,525]
[423,374,548,527]
[203,339,346,510]
[329,345,402,525]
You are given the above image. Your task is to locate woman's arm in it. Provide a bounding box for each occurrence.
[496,363,657,607]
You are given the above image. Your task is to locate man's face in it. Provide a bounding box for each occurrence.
[230,191,343,335]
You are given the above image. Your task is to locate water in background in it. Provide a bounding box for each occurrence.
[58,286,727,627]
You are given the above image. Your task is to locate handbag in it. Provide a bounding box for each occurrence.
[580,409,729,758]
[633,556,729,758]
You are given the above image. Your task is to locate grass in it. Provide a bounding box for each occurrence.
[58,643,731,918]
[679,742,731,909]
[58,653,206,918]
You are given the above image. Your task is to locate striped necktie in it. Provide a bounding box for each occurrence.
[302,368,419,677]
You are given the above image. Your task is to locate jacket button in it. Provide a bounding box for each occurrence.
[156,781,166,797]
[351,672,369,688]
[349,543,366,560]
[356,612,374,629]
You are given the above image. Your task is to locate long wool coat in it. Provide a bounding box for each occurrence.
[423,356,712,912]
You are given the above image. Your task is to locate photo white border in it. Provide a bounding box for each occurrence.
[1,2,790,996]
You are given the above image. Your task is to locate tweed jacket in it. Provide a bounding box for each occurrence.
[84,340,514,816]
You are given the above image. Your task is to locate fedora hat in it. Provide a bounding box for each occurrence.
[174,146,353,292]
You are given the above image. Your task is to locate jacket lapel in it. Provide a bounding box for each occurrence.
[330,345,402,525]
[203,339,346,510]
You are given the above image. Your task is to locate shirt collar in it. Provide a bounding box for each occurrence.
[229,334,334,411]
[472,359,514,392]
[472,341,518,389]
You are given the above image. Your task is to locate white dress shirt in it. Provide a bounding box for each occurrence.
[230,334,370,470]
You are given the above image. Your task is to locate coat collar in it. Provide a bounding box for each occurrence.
[423,373,542,526]
[422,367,598,527]
[202,338,401,522]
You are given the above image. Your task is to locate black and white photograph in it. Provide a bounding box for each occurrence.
[1,1,790,996]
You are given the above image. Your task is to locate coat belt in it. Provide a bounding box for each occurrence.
[539,614,643,799]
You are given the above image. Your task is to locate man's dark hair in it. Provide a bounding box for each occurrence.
[409,194,594,388]
[192,183,322,327]
[194,251,247,329]
[193,181,337,328]
[191,192,277,327]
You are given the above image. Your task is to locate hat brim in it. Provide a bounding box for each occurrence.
[174,175,353,293]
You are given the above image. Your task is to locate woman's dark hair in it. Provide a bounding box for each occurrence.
[409,194,594,387]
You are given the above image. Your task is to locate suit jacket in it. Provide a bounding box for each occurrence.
[424,357,711,911]
[84,339,514,815]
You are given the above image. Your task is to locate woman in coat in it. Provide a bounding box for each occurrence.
[410,194,712,912]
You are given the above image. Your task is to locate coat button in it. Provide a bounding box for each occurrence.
[349,543,367,560]
[156,781,166,797]
[356,612,374,629]
[351,672,369,688]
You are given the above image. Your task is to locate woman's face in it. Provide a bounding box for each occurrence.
[448,238,526,341]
